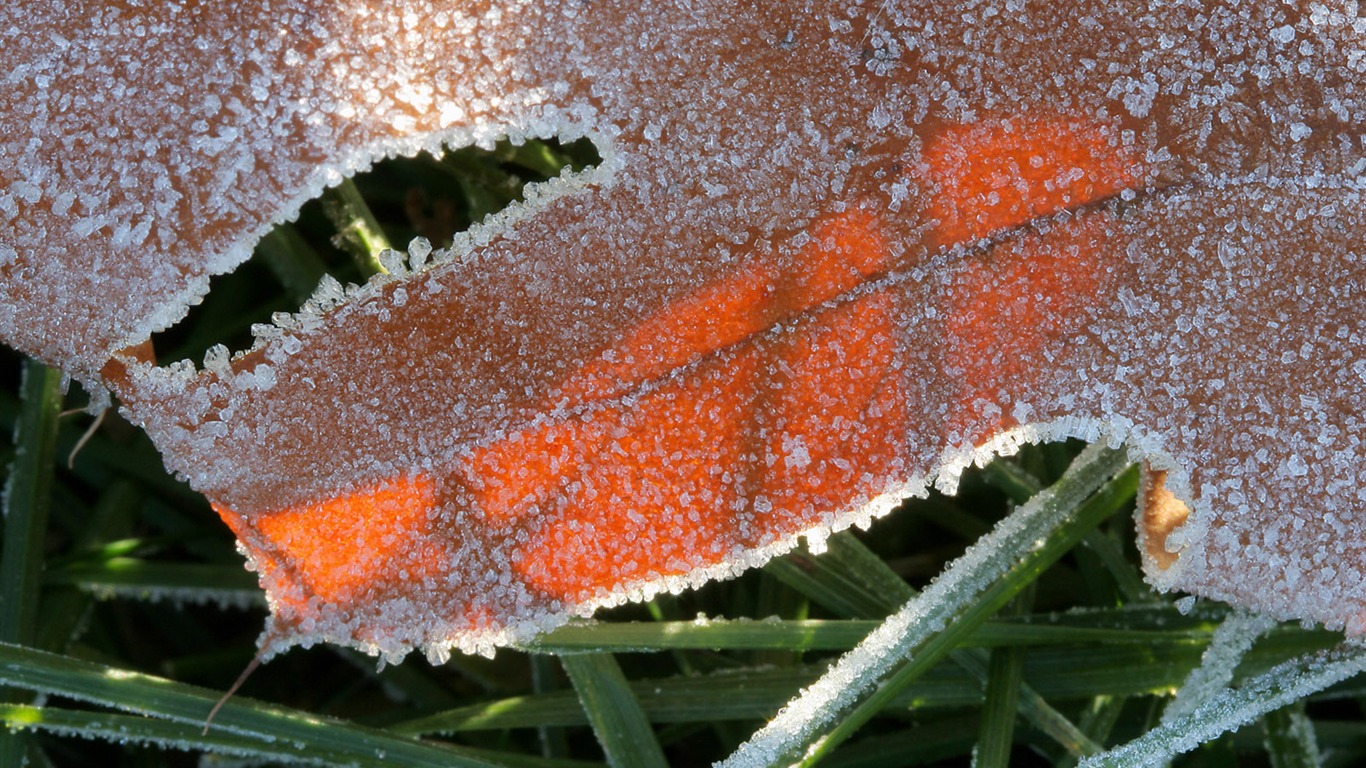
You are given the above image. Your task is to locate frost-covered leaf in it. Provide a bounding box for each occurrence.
[1,0,1363,662]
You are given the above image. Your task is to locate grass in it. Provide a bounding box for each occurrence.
[1,138,1363,767]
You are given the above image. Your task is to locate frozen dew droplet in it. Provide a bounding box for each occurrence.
[378,248,407,276]
[202,344,232,378]
[407,237,432,270]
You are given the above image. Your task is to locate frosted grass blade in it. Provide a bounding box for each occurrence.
[561,652,668,768]
[1261,701,1321,768]
[0,642,505,768]
[0,704,602,768]
[1082,645,1366,768]
[794,453,1138,765]
[719,442,1132,768]
[1161,610,1276,724]
[767,517,1102,758]
[45,559,263,609]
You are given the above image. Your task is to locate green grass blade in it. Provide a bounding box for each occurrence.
[981,457,1043,502]
[951,642,1104,759]
[257,225,329,304]
[974,584,1034,768]
[529,618,876,653]
[531,654,572,759]
[1,703,334,765]
[0,704,602,768]
[395,625,1342,737]
[397,666,833,735]
[560,652,668,768]
[0,361,64,643]
[764,530,917,619]
[0,642,506,768]
[1079,529,1152,605]
[44,559,263,608]
[0,360,64,765]
[818,716,982,767]
[322,177,394,275]
[525,616,1216,654]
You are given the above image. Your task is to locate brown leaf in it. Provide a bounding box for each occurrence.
[2,0,1362,660]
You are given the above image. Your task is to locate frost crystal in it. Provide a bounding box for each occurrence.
[1,0,1363,660]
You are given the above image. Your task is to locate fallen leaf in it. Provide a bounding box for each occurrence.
[2,0,1363,661]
